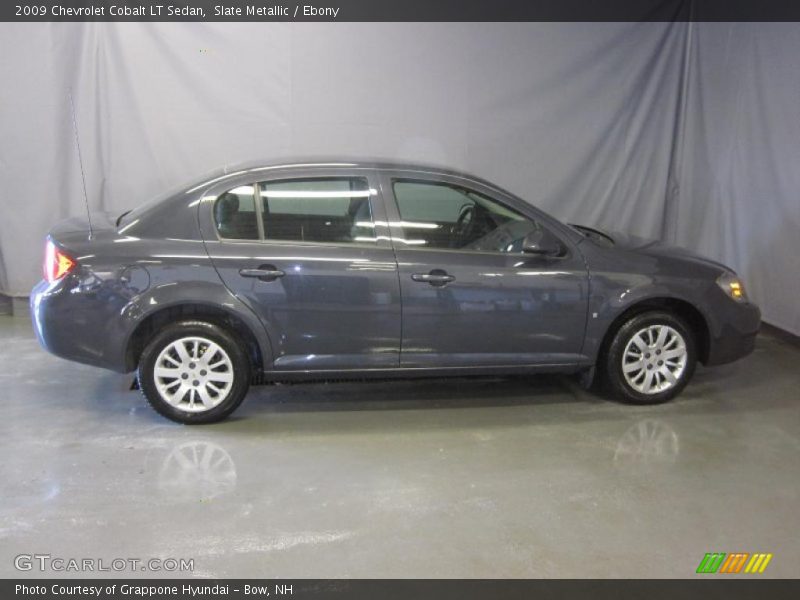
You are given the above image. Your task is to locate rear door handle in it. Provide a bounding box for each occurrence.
[239,265,285,282]
[411,270,455,287]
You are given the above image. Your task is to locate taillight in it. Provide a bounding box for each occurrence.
[44,240,76,283]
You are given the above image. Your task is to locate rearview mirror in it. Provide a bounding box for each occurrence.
[522,229,563,257]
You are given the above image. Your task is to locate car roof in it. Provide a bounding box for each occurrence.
[186,158,502,193]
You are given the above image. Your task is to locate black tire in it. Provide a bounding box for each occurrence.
[137,320,251,424]
[604,311,696,405]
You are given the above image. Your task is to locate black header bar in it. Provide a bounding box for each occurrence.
[5,579,800,600]
[5,0,800,22]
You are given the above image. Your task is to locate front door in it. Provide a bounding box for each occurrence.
[201,169,401,371]
[380,173,589,368]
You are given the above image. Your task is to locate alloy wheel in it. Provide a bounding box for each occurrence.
[621,324,688,395]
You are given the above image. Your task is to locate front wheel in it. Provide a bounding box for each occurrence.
[604,311,697,404]
[137,321,251,424]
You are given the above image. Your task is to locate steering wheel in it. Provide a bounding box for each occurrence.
[453,204,477,247]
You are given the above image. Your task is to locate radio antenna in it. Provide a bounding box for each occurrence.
[68,89,93,238]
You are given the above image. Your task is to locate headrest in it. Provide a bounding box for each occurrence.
[215,192,240,223]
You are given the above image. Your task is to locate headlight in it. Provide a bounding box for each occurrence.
[716,272,748,303]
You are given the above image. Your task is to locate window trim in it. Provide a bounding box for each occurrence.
[253,182,266,241]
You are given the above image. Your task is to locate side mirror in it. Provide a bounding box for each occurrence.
[522,229,563,257]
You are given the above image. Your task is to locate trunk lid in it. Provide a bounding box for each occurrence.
[49,211,119,237]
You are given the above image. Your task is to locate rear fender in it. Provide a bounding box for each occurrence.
[119,280,274,371]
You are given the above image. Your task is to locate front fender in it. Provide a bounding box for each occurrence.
[581,246,721,362]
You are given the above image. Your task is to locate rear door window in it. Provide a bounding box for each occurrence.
[213,185,258,240]
[259,177,375,244]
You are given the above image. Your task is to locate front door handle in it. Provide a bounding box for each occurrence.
[239,265,285,282]
[411,270,455,287]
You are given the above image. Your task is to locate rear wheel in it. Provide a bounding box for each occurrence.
[137,321,250,424]
[605,311,696,404]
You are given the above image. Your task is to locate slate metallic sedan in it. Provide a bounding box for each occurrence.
[31,161,761,423]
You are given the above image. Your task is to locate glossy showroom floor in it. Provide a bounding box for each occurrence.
[1,313,798,578]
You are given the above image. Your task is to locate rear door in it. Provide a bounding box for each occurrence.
[200,167,401,371]
[378,170,589,368]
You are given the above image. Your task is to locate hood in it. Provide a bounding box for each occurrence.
[570,224,732,273]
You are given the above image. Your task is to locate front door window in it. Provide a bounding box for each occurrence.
[392,180,543,254]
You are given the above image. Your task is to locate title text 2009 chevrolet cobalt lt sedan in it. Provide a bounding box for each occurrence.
[31,161,760,423]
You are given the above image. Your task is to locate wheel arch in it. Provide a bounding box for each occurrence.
[124,302,266,373]
[598,297,711,366]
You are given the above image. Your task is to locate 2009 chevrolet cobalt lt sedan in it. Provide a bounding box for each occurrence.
[31,160,760,423]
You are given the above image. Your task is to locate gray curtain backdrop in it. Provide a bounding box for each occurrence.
[674,23,800,336]
[0,22,797,334]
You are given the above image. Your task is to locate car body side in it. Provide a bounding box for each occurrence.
[30,163,760,380]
